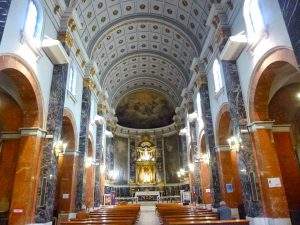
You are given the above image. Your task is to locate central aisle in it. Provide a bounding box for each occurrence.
[137,205,160,225]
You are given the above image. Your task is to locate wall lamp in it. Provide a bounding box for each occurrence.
[100,163,106,175]
[188,163,195,172]
[227,135,242,152]
[84,156,94,168]
[53,140,67,158]
[177,168,187,178]
[200,153,210,164]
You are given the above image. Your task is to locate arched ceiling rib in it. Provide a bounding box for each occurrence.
[75,0,211,109]
[112,77,180,108]
[90,19,199,75]
[102,53,187,102]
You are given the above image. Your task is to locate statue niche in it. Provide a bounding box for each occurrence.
[136,141,157,185]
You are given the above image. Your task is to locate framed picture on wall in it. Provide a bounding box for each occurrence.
[226,183,234,193]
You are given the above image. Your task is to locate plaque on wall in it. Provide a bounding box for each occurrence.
[62,193,69,199]
[267,177,282,188]
[226,183,233,193]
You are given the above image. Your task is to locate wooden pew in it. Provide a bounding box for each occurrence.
[156,203,249,225]
[60,204,140,225]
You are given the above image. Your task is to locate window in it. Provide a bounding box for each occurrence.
[24,0,43,40]
[213,59,223,94]
[196,92,204,131]
[244,0,265,42]
[68,65,77,96]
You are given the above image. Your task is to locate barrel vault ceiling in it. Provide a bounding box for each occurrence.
[75,0,211,107]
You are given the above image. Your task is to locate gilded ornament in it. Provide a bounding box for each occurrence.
[58,32,73,48]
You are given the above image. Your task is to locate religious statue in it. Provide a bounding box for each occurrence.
[135,139,157,185]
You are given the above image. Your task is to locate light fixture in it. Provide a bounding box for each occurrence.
[177,168,187,178]
[227,135,242,152]
[296,93,300,99]
[108,170,119,180]
[200,153,210,164]
[188,163,195,172]
[53,140,67,157]
[100,163,106,174]
[188,112,198,122]
[85,156,93,168]
[105,130,113,138]
[179,127,187,136]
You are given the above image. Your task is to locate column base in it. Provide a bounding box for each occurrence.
[28,222,52,225]
[246,217,291,225]
[230,208,239,219]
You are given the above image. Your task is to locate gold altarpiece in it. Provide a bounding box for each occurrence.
[135,140,157,185]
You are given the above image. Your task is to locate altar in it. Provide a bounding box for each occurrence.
[134,191,160,201]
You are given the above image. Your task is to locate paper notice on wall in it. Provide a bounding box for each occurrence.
[13,209,23,213]
[62,193,69,199]
[268,177,282,188]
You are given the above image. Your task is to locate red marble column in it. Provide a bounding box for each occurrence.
[216,146,242,209]
[57,152,78,213]
[85,164,95,208]
[9,128,45,225]
[273,125,300,222]
[199,160,213,204]
[249,122,290,219]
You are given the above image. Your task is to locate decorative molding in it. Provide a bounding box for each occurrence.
[247,121,274,132]
[272,124,291,133]
[19,127,47,137]
[58,31,73,48]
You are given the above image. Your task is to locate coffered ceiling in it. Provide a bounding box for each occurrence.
[75,0,211,107]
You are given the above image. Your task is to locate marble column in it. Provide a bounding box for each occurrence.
[221,60,263,217]
[278,0,300,64]
[94,123,103,207]
[128,137,136,183]
[156,136,165,184]
[75,86,92,211]
[198,75,222,206]
[0,0,11,43]
[35,64,69,223]
[189,120,202,201]
[9,128,46,225]
[179,134,188,169]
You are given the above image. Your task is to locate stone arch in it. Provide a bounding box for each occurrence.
[0,55,44,224]
[248,47,300,223]
[63,108,78,151]
[248,47,298,121]
[215,103,232,146]
[0,54,44,127]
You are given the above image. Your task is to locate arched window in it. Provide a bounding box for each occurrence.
[213,59,223,94]
[196,92,204,131]
[67,64,77,96]
[244,0,265,42]
[24,0,43,40]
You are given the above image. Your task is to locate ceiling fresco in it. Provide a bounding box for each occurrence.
[116,89,175,129]
[74,0,212,128]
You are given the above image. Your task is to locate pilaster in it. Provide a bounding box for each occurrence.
[35,63,69,222]
[93,121,104,207]
[221,60,263,217]
[278,1,300,65]
[75,83,92,210]
[194,62,221,206]
[0,0,11,43]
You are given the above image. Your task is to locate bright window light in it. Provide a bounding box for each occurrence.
[24,1,38,37]
[213,59,223,93]
[67,65,77,96]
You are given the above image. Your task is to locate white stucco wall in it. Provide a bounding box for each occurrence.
[207,0,293,131]
[0,0,56,129]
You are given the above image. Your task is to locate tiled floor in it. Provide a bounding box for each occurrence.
[136,205,160,225]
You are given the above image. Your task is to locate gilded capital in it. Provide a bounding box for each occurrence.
[58,32,73,48]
